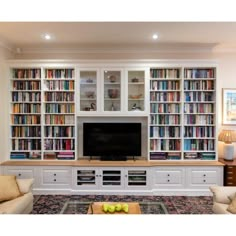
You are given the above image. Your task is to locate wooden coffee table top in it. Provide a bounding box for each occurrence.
[87,202,141,214]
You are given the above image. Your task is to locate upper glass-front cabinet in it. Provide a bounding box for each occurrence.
[127,70,146,112]
[103,70,122,112]
[78,70,98,112]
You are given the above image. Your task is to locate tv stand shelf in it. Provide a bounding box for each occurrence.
[0,160,224,167]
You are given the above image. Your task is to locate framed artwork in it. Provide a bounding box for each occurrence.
[222,89,236,125]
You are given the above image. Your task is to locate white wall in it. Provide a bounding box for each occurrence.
[1,48,236,162]
[0,47,14,163]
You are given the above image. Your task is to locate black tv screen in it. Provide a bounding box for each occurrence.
[83,123,141,158]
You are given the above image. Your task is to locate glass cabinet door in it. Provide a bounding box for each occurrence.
[79,70,97,112]
[128,70,145,112]
[103,70,121,111]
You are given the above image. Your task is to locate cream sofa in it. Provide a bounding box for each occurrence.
[210,186,236,214]
[0,178,34,214]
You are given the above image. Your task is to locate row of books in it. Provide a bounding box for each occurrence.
[10,152,41,159]
[44,151,75,160]
[184,139,215,151]
[12,104,41,113]
[184,152,215,160]
[44,114,75,125]
[184,126,215,138]
[150,152,181,160]
[150,126,180,138]
[44,92,74,102]
[44,80,74,91]
[45,104,75,113]
[150,91,180,102]
[150,68,180,79]
[11,114,41,125]
[45,69,74,79]
[44,126,75,137]
[11,126,41,137]
[13,69,41,79]
[184,103,214,114]
[44,139,74,151]
[150,81,180,90]
[184,114,214,125]
[12,139,41,151]
[184,69,215,79]
[13,81,41,90]
[150,103,180,113]
[150,114,181,125]
[185,91,214,102]
[150,139,181,151]
[12,92,41,102]
[184,80,215,90]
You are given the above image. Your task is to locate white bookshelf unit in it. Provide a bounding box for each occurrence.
[10,68,42,160]
[3,60,222,196]
[43,68,76,160]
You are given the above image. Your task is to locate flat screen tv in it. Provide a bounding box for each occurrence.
[83,122,141,160]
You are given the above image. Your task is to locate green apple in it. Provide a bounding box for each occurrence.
[108,205,115,213]
[102,203,109,213]
[122,203,129,213]
[115,203,122,212]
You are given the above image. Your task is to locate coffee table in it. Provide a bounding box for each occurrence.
[60,201,168,214]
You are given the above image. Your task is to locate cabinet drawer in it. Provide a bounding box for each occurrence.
[191,171,217,179]
[42,169,71,185]
[191,177,217,184]
[4,168,34,179]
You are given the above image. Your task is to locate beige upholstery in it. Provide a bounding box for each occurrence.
[0,178,34,214]
[210,186,236,214]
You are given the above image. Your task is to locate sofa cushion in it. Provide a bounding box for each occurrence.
[16,178,34,194]
[0,175,21,202]
[209,186,231,204]
[0,192,33,214]
[227,193,236,214]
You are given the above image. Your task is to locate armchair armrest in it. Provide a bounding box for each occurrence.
[209,186,236,204]
[16,178,34,194]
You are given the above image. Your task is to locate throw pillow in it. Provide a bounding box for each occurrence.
[0,175,21,202]
[16,178,34,194]
[209,186,231,204]
[227,193,236,214]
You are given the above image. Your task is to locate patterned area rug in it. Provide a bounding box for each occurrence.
[32,195,213,214]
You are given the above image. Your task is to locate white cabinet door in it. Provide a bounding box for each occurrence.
[100,167,125,190]
[3,166,35,179]
[187,167,223,188]
[73,167,99,190]
[41,167,71,188]
[124,167,151,190]
[152,167,185,188]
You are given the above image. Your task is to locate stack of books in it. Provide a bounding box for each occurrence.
[184,152,200,160]
[57,152,74,160]
[10,152,27,159]
[44,152,57,160]
[150,152,167,160]
[167,152,181,160]
[200,152,215,160]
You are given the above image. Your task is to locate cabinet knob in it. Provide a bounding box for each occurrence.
[125,175,128,178]
[167,174,170,177]
[167,179,170,182]
[18,173,21,177]
[203,179,206,182]
[96,175,99,177]
[203,174,206,177]
[54,173,56,176]
[99,175,102,177]
[54,179,56,182]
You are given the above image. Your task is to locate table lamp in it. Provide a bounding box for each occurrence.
[218,130,236,161]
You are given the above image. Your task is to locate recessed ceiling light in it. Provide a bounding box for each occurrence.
[152,34,159,40]
[44,34,51,40]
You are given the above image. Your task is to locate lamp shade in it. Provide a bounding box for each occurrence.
[218,130,236,144]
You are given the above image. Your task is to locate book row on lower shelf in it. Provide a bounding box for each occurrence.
[150,152,216,160]
[10,151,75,160]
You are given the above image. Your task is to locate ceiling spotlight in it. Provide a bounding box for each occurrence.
[152,34,158,40]
[44,34,51,40]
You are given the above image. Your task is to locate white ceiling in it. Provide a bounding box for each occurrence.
[1,22,236,52]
